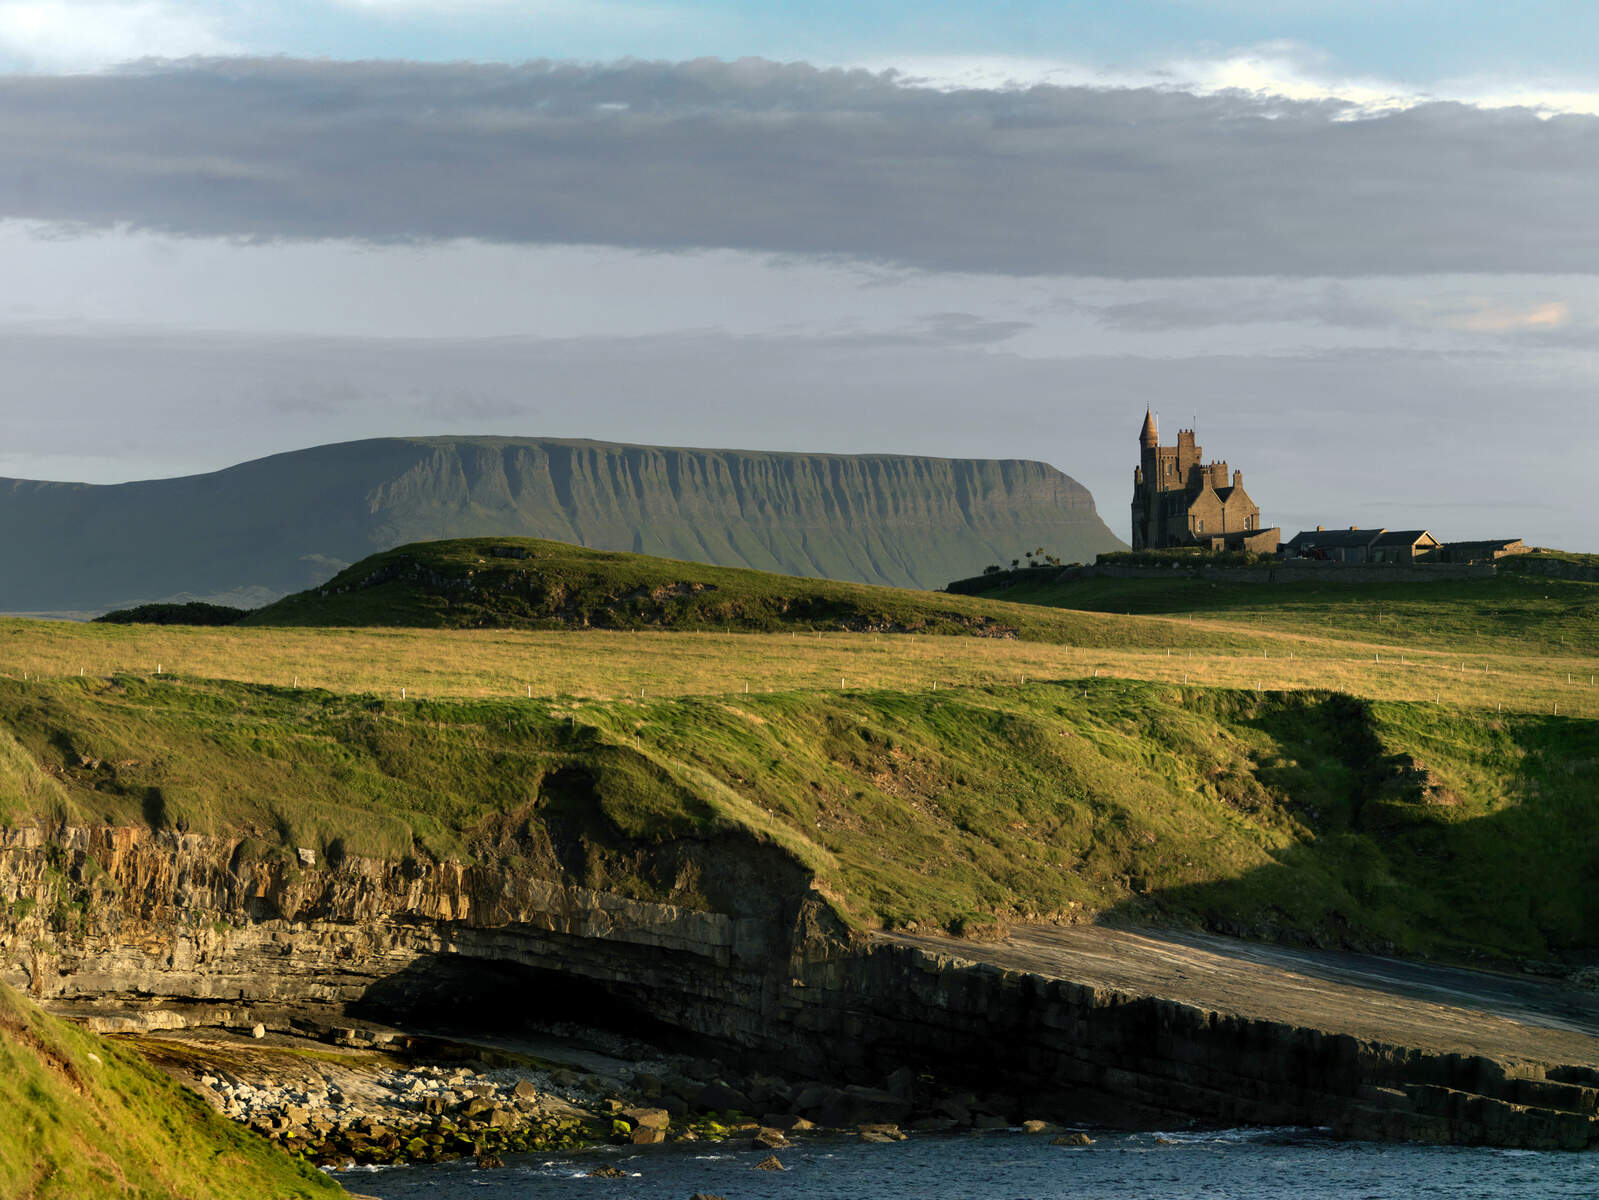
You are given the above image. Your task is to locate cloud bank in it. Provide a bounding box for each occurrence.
[4,57,1599,276]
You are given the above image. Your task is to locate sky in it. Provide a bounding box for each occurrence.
[2,3,1598,549]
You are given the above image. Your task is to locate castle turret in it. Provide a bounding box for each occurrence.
[1139,408,1158,449]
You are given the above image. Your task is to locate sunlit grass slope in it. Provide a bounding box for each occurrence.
[0,982,341,1200]
[2,674,1594,963]
[970,570,1599,657]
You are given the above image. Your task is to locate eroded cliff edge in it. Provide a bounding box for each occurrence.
[3,823,1595,1150]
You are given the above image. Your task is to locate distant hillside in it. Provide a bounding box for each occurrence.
[0,437,1123,613]
[248,536,1086,637]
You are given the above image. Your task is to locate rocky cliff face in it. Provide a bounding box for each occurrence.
[0,437,1123,611]
[2,823,1595,1150]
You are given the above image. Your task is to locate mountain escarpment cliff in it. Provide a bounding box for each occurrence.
[0,437,1123,612]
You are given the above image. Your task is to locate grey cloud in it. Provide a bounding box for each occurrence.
[1076,283,1396,331]
[806,312,1033,348]
[3,58,1599,276]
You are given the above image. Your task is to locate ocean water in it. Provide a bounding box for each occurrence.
[342,1127,1599,1199]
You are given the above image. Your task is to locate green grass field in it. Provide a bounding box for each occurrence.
[2,668,1594,964]
[3,537,1596,965]
[975,571,1599,657]
[0,982,342,1199]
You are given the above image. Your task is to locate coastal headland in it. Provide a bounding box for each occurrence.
[2,538,1597,1180]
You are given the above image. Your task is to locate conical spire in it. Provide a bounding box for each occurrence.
[1139,407,1159,448]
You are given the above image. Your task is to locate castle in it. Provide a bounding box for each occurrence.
[1130,410,1281,553]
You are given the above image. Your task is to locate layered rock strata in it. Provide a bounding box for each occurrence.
[1,824,1594,1149]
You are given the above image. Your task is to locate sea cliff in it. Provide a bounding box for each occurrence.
[3,823,1594,1152]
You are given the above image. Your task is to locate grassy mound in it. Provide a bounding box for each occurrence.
[244,537,1201,646]
[2,672,1594,964]
[0,982,341,1199]
[240,535,1028,635]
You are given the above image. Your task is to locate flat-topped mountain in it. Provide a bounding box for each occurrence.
[0,436,1123,614]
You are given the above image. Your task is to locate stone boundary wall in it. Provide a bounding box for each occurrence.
[948,560,1496,594]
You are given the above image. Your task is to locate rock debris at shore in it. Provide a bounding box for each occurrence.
[135,1021,1081,1170]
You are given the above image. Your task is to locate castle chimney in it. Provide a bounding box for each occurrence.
[1233,470,1243,489]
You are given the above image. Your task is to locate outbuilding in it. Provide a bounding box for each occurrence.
[1282,526,1384,563]
[1369,530,1440,564]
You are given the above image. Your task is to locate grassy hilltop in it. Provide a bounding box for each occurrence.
[2,537,1597,965]
[0,982,340,1199]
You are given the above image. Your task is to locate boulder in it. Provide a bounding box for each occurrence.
[1022,1120,1064,1135]
[587,1165,627,1178]
[937,1099,971,1124]
[624,1107,670,1131]
[752,1127,788,1150]
[1052,1132,1095,1146]
[754,1155,784,1172]
[760,1113,814,1132]
[791,1083,836,1113]
[512,1080,539,1103]
[632,1071,664,1099]
[632,1128,667,1145]
[857,1123,906,1142]
[885,1066,918,1101]
[694,1083,753,1114]
[815,1086,911,1129]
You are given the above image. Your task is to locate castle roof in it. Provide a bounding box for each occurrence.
[1139,408,1158,447]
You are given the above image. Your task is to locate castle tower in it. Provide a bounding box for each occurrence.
[1130,410,1272,551]
[1131,410,1159,549]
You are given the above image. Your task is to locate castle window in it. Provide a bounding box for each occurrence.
[1194,518,1204,533]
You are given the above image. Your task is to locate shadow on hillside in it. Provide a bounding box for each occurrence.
[1101,700,1599,967]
